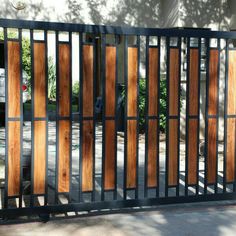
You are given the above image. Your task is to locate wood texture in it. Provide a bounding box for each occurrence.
[169,48,179,116]
[105,46,116,117]
[8,41,20,118]
[34,121,46,194]
[127,120,137,188]
[59,43,70,117]
[148,48,158,116]
[58,120,70,192]
[226,118,236,182]
[207,118,217,184]
[8,121,20,196]
[127,47,138,117]
[168,119,178,186]
[147,119,158,187]
[189,49,199,116]
[82,120,94,192]
[104,120,116,190]
[208,49,219,116]
[187,119,198,185]
[34,42,46,117]
[83,45,94,117]
[227,50,236,115]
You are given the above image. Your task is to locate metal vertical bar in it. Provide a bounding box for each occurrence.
[78,32,83,202]
[30,29,34,207]
[3,27,8,209]
[144,35,149,198]
[165,37,170,197]
[223,39,229,193]
[101,34,106,201]
[123,35,128,200]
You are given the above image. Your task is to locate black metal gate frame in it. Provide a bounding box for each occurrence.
[1,18,236,219]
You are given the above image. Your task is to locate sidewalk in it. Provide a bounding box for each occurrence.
[1,201,236,236]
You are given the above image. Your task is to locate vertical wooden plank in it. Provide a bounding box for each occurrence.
[127,120,137,188]
[8,121,20,196]
[188,119,198,185]
[8,41,20,118]
[207,119,217,184]
[127,47,138,117]
[227,50,236,115]
[104,121,115,190]
[168,119,178,186]
[105,46,116,117]
[58,120,70,193]
[59,43,70,117]
[189,49,199,116]
[83,45,94,117]
[148,47,158,116]
[82,120,94,192]
[226,118,236,182]
[34,42,46,117]
[147,120,158,187]
[34,121,46,194]
[208,49,219,116]
[169,48,179,116]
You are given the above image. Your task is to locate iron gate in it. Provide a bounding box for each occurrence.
[0,19,236,218]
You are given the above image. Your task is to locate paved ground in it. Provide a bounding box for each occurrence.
[1,201,236,236]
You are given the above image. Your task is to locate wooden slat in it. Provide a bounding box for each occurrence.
[59,43,70,117]
[169,48,179,116]
[34,121,46,194]
[147,119,158,187]
[227,50,236,115]
[58,120,70,192]
[105,46,116,117]
[34,42,46,117]
[104,120,115,190]
[168,119,178,186]
[208,49,219,116]
[187,119,198,185]
[148,47,158,116]
[127,47,138,117]
[226,118,236,182]
[207,118,217,184]
[189,49,199,116]
[82,120,94,192]
[8,41,20,118]
[83,45,94,117]
[127,120,137,188]
[8,121,20,196]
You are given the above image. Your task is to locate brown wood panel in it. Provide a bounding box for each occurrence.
[83,45,94,117]
[189,49,199,116]
[148,48,158,116]
[82,120,94,192]
[169,48,179,116]
[34,42,46,117]
[168,119,178,186]
[59,43,71,117]
[208,49,219,116]
[34,121,46,194]
[105,46,116,117]
[226,118,236,182]
[187,119,198,185]
[127,47,138,117]
[8,41,20,118]
[207,118,217,184]
[58,120,70,192]
[227,50,236,115]
[8,121,20,196]
[127,120,137,188]
[104,120,116,190]
[147,119,158,187]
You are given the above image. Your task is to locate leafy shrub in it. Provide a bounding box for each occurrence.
[72,81,80,104]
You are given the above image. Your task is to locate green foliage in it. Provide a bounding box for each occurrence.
[48,57,56,100]
[72,81,80,104]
